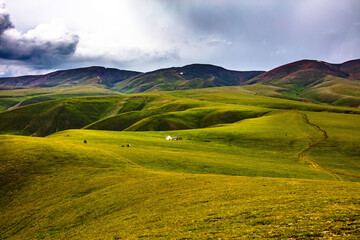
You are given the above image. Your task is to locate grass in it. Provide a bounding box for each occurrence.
[1,86,359,137]
[300,78,360,107]
[1,86,360,239]
[244,75,360,108]
[112,64,262,94]
[169,86,360,113]
[305,111,360,180]
[1,127,360,239]
[0,85,120,112]
[0,96,125,136]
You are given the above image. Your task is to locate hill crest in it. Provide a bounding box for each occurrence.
[0,66,142,88]
[247,59,360,84]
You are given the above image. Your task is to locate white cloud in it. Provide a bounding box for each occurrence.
[25,19,74,42]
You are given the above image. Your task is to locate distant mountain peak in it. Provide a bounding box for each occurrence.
[0,66,142,88]
[247,59,360,85]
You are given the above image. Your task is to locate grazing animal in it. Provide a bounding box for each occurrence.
[178,137,183,140]
[84,140,87,144]
[121,145,125,147]
[126,144,131,147]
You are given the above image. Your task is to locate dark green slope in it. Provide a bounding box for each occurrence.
[0,97,125,136]
[113,64,264,93]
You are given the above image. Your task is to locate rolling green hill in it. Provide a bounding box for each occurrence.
[0,64,263,111]
[0,66,140,111]
[0,85,121,112]
[1,87,359,137]
[1,107,360,239]
[113,64,264,93]
[1,60,360,239]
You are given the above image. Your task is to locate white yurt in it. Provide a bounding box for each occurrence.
[166,136,172,141]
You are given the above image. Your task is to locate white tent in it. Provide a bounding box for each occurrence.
[166,136,172,141]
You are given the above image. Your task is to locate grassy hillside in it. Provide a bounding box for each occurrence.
[113,64,264,93]
[1,108,360,238]
[299,77,360,107]
[1,77,360,239]
[0,96,127,136]
[62,110,360,181]
[1,87,359,137]
[170,86,360,113]
[0,85,121,112]
[245,59,360,107]
[305,111,360,180]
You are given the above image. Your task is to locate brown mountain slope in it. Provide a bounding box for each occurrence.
[243,59,360,107]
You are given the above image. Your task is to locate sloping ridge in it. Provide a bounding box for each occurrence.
[243,59,360,107]
[0,66,142,88]
[113,64,264,93]
[0,96,123,136]
[246,59,353,85]
[338,59,360,79]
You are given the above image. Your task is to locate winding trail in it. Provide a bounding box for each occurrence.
[298,112,343,181]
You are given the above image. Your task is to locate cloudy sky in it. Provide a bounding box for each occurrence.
[0,0,359,76]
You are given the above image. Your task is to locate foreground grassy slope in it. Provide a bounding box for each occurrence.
[1,86,360,238]
[1,122,360,239]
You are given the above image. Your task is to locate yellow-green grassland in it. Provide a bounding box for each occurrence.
[1,86,359,239]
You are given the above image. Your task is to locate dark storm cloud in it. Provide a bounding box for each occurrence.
[0,33,79,62]
[0,4,79,68]
[0,7,13,34]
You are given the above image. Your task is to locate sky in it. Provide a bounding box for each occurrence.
[0,0,359,77]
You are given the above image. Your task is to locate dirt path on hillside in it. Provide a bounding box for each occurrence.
[8,100,24,111]
[298,112,343,181]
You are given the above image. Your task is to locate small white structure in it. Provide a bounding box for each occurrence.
[166,136,172,141]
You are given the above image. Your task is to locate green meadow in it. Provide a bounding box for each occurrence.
[0,85,119,112]
[1,86,360,239]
